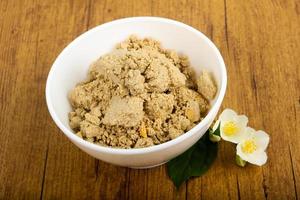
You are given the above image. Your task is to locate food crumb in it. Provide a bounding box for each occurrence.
[196,71,217,100]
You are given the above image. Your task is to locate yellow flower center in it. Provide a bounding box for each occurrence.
[242,140,257,154]
[222,121,239,136]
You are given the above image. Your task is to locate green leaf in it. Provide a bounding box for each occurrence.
[167,131,218,188]
[214,122,221,136]
[209,123,221,142]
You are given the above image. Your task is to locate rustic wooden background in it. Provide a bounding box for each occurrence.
[0,0,299,199]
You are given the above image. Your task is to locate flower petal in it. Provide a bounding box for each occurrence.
[220,126,247,144]
[242,128,270,151]
[234,121,250,141]
[237,115,248,128]
[219,109,237,122]
[218,109,249,144]
[237,143,268,166]
[254,130,270,151]
[245,127,256,136]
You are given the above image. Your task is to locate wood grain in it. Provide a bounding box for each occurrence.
[0,0,299,199]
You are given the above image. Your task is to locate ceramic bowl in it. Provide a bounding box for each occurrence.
[46,17,227,168]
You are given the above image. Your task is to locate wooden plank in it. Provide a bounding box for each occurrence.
[283,2,300,199]
[224,0,300,199]
[215,0,267,198]
[0,0,50,198]
[34,0,109,199]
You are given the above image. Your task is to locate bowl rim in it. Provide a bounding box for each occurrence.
[45,16,227,155]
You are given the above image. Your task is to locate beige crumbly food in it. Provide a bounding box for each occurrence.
[68,36,217,148]
[196,71,217,100]
[102,96,144,127]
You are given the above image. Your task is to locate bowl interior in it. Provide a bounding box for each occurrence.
[47,17,225,139]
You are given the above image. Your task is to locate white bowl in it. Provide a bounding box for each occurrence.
[46,17,227,168]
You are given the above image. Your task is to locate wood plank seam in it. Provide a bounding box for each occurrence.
[39,147,49,200]
[94,159,99,181]
[262,175,268,200]
[236,175,241,200]
[86,0,92,30]
[289,144,298,200]
[223,0,229,53]
[185,181,188,200]
[251,72,259,103]
[126,169,131,200]
[256,60,268,200]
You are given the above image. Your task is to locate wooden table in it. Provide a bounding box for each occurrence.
[1,0,299,199]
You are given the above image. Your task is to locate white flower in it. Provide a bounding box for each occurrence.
[212,109,248,144]
[236,127,270,166]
